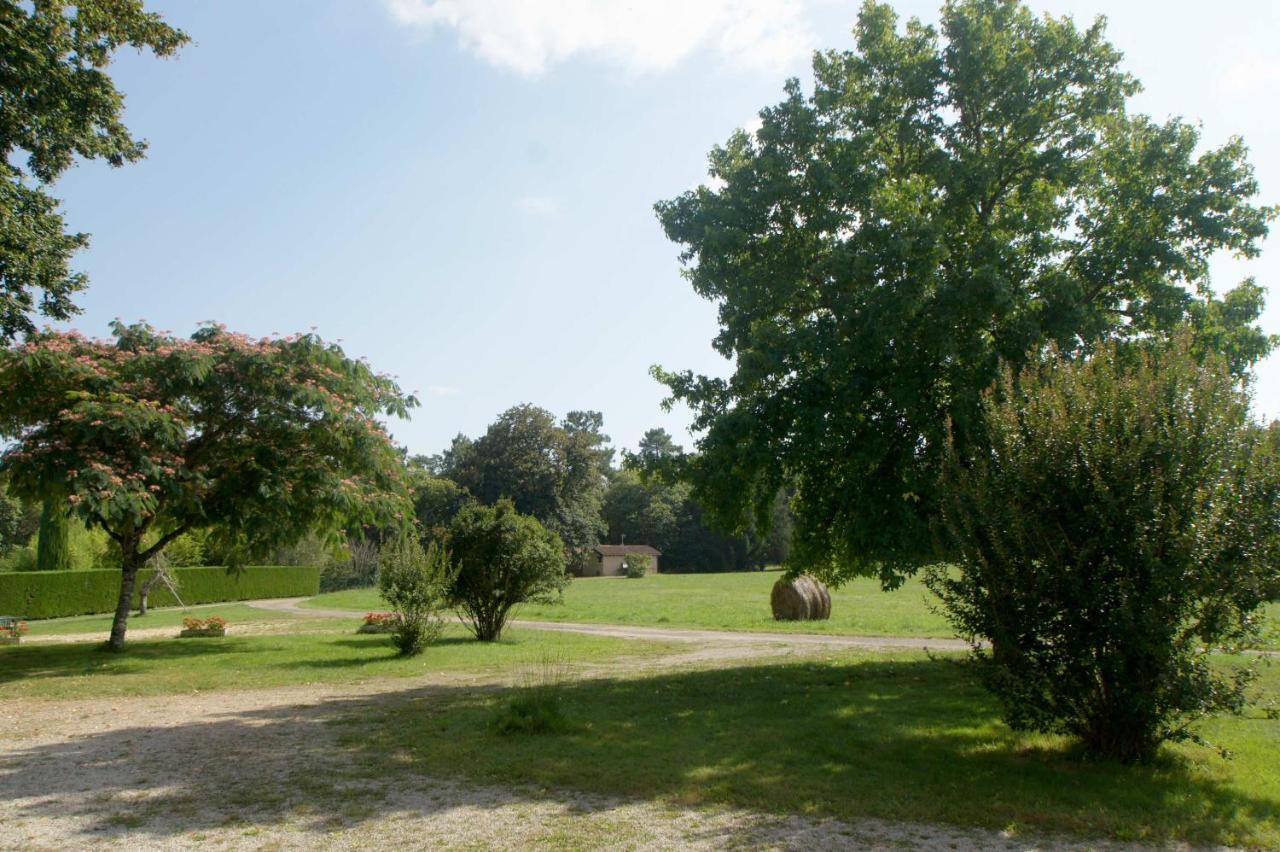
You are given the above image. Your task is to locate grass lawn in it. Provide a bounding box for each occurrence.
[338,651,1280,847]
[22,602,300,637]
[0,623,675,699]
[307,571,1280,648]
[307,570,959,638]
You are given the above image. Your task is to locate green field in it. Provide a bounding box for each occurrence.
[337,650,1280,847]
[1,622,674,699]
[306,570,1280,648]
[307,570,959,637]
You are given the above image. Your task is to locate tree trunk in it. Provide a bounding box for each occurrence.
[137,570,164,616]
[108,553,142,651]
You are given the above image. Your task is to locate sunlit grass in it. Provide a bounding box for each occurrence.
[307,571,1280,649]
[340,651,1280,847]
[308,570,960,638]
[1,623,674,699]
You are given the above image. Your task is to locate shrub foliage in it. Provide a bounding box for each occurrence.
[377,534,452,656]
[929,338,1280,762]
[447,499,567,641]
[623,553,650,579]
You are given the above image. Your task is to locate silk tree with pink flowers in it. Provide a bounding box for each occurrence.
[0,321,417,650]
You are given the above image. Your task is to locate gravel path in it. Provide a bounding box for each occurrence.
[3,649,1136,851]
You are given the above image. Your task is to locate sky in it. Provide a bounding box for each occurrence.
[49,0,1280,457]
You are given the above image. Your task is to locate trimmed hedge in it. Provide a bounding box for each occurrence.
[0,565,321,619]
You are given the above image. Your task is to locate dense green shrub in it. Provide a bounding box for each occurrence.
[0,565,322,619]
[162,531,207,567]
[377,534,452,656]
[930,338,1280,763]
[623,553,650,578]
[0,487,37,555]
[447,499,567,641]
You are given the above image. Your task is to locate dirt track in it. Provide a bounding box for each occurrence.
[4,626,1130,851]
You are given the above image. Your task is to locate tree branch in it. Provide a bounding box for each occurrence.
[139,523,193,564]
[94,513,124,544]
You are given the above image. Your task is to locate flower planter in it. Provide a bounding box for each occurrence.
[178,627,226,638]
[0,617,28,645]
[179,617,227,638]
[358,612,400,634]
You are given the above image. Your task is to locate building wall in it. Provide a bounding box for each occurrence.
[599,554,660,576]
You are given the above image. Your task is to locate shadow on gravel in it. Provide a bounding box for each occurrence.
[3,657,1276,848]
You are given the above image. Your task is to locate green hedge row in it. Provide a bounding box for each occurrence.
[0,565,321,619]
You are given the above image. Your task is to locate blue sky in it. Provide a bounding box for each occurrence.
[50,0,1280,456]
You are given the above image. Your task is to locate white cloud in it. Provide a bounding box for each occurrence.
[426,384,460,397]
[514,195,559,215]
[384,0,813,76]
[1216,50,1280,98]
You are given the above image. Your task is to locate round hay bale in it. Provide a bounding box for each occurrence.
[812,579,832,620]
[771,574,832,621]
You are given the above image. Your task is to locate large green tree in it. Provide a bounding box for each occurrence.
[0,1,187,341]
[653,0,1276,584]
[445,405,609,568]
[0,322,415,649]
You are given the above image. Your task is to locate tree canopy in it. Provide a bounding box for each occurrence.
[443,404,609,568]
[0,322,415,648]
[653,0,1276,584]
[0,1,187,341]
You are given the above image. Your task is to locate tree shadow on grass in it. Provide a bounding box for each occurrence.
[2,657,1276,848]
[287,636,479,668]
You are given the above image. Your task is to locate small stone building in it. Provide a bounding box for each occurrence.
[579,544,661,577]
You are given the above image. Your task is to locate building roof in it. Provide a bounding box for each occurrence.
[593,544,661,557]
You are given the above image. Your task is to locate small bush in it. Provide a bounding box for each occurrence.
[447,500,567,641]
[931,337,1280,763]
[623,553,650,578]
[378,534,452,656]
[490,656,573,736]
